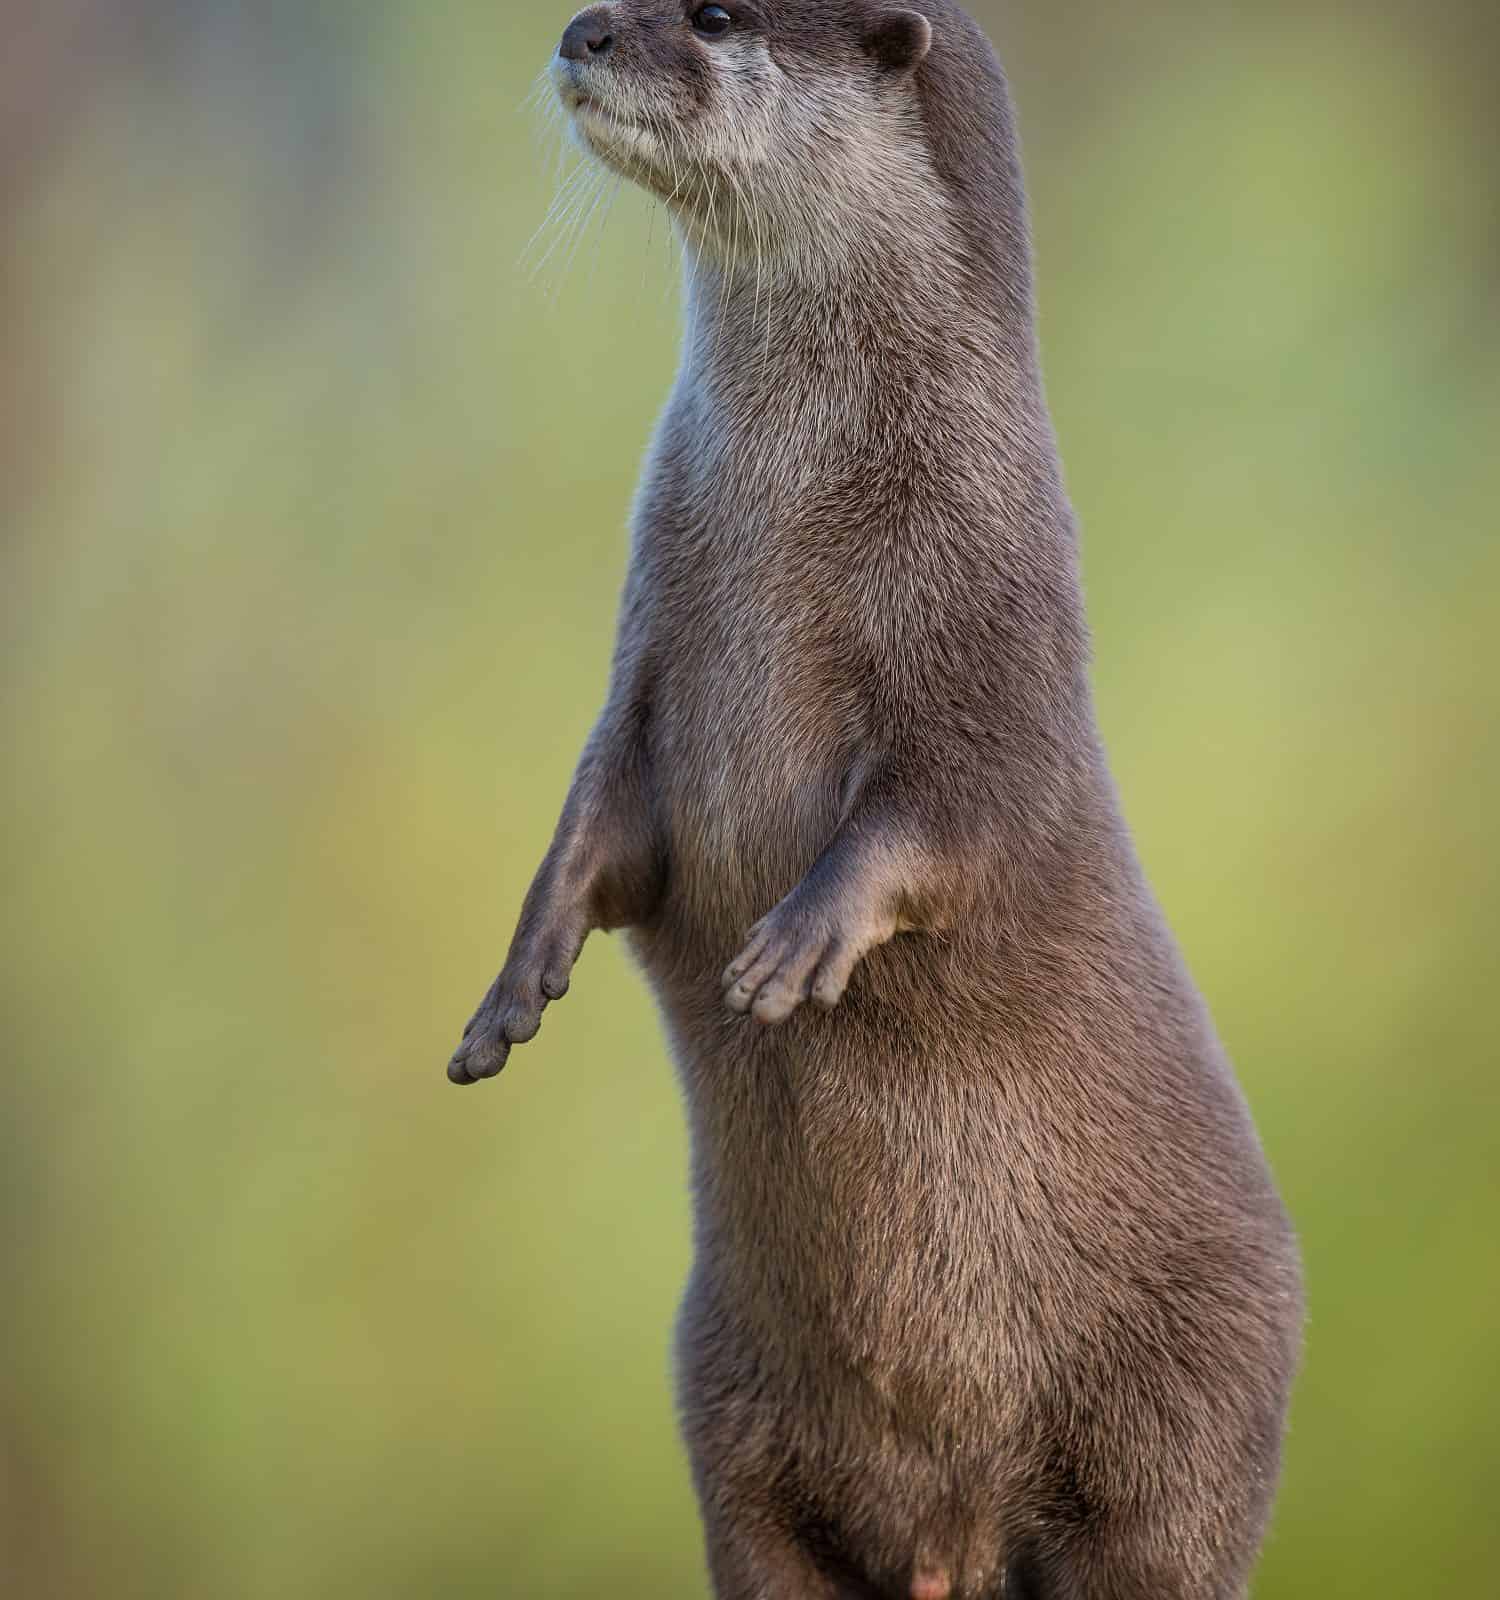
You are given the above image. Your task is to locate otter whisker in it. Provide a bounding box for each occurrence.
[651,129,692,311]
[643,201,660,300]
[527,166,609,289]
[529,157,598,239]
[551,170,614,296]
[522,159,604,278]
[711,171,743,370]
[687,147,730,364]
[717,161,762,385]
[524,68,574,190]
[582,175,626,291]
[640,108,689,306]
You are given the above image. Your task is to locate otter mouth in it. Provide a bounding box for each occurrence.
[565,90,672,183]
[550,60,678,196]
[571,95,638,131]
[552,57,645,133]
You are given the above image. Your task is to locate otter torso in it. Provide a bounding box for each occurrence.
[450,5,1303,1597]
[638,259,1080,923]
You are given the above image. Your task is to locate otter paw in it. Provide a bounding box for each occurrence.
[447,936,581,1086]
[722,902,866,1026]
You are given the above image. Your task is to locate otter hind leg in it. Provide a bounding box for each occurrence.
[1016,1534,1247,1600]
[699,1504,880,1600]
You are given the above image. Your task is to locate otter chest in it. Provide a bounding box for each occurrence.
[645,491,872,914]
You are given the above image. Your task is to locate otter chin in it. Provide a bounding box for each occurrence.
[453,4,1304,1598]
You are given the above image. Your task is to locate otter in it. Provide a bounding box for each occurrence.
[448,4,1304,1597]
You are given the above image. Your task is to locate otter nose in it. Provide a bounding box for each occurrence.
[559,9,615,62]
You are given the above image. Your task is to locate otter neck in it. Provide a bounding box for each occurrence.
[679,231,1046,455]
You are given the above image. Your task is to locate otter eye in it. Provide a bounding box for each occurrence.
[693,5,734,37]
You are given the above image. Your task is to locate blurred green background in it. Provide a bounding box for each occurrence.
[3,1,1496,1595]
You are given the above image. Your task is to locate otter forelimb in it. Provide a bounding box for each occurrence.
[722,778,953,1026]
[449,713,661,1084]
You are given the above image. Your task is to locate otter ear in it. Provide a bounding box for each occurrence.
[863,9,932,75]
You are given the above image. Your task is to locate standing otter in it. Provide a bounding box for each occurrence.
[449,4,1303,1596]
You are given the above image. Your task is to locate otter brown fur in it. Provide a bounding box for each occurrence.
[448,5,1304,1596]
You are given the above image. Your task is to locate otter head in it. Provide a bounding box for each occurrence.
[548,2,958,270]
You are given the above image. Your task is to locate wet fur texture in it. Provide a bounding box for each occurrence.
[449,4,1304,1596]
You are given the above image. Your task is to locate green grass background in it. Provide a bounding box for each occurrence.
[2,2,1496,1594]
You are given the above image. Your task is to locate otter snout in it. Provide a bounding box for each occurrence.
[558,7,616,63]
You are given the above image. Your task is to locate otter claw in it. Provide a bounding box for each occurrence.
[722,913,859,1026]
[447,931,583,1085]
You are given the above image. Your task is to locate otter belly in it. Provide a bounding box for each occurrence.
[643,940,1028,1398]
[644,921,1297,1416]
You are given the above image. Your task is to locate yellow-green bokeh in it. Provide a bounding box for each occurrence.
[3,2,1496,1595]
